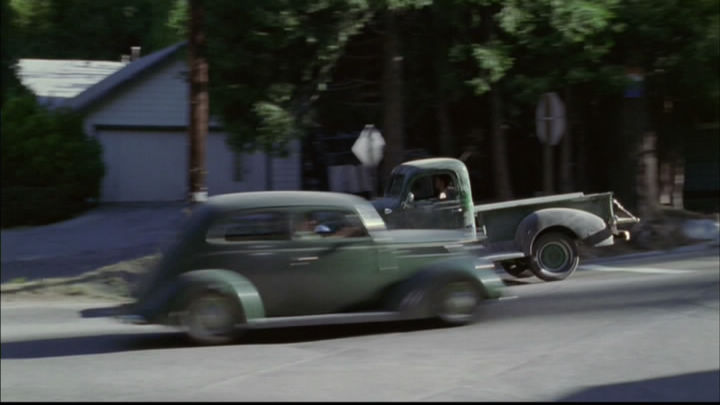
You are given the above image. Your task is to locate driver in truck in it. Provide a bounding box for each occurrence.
[434,174,456,200]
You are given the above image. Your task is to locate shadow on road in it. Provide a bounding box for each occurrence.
[0,319,444,359]
[556,369,720,402]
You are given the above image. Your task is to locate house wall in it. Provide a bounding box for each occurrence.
[83,57,300,202]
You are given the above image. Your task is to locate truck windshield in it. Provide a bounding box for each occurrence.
[385,173,405,197]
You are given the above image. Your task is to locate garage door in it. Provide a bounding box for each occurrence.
[96,130,187,202]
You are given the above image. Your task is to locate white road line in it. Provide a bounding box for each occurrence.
[581,264,696,274]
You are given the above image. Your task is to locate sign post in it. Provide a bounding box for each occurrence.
[536,92,566,195]
[352,124,385,197]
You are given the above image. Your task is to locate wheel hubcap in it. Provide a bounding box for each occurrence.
[440,283,478,320]
[188,296,233,336]
[538,241,571,272]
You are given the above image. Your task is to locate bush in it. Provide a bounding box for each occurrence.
[1,94,105,228]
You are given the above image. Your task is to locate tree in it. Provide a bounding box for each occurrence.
[9,0,181,60]
[1,95,105,227]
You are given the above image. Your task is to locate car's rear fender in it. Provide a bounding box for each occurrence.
[165,269,266,323]
[515,208,612,255]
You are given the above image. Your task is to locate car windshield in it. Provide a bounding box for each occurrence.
[384,173,405,198]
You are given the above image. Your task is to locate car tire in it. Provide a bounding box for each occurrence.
[432,279,482,326]
[501,260,534,278]
[182,291,244,345]
[529,231,579,282]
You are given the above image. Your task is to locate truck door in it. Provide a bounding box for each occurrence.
[405,172,464,229]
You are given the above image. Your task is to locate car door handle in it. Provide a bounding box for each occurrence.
[290,256,318,266]
[293,256,318,262]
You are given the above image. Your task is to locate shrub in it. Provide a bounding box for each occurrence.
[1,94,105,227]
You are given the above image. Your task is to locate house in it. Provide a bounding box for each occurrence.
[17,42,301,202]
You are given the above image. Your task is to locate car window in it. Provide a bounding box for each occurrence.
[412,173,459,202]
[385,173,405,198]
[206,211,289,243]
[292,209,369,240]
[411,175,436,201]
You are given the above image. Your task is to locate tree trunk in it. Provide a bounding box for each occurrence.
[188,0,208,203]
[490,87,512,200]
[560,86,574,192]
[485,6,512,200]
[436,99,453,157]
[380,11,405,188]
[636,131,659,218]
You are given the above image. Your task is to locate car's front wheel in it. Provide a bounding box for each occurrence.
[182,291,243,345]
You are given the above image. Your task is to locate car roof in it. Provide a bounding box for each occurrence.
[204,190,370,213]
[397,157,466,172]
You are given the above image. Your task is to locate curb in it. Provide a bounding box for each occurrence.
[584,240,719,265]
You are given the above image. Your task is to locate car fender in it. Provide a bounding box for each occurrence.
[515,208,612,256]
[384,256,501,318]
[172,269,266,322]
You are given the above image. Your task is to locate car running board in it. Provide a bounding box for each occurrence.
[246,311,406,329]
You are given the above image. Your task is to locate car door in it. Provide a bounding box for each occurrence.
[284,207,381,315]
[197,209,301,317]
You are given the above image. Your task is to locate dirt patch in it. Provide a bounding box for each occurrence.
[0,254,160,303]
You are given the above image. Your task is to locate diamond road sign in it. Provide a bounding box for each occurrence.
[352,124,385,167]
[536,92,566,146]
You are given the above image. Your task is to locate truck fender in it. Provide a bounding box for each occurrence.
[382,257,500,318]
[515,208,613,256]
[172,269,266,322]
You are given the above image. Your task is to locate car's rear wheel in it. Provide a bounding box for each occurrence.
[529,231,579,282]
[433,280,482,325]
[182,291,243,345]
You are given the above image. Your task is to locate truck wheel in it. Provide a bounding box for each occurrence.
[182,291,244,345]
[432,280,482,325]
[529,231,579,282]
[501,260,533,278]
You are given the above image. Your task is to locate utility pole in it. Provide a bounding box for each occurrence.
[188,0,208,204]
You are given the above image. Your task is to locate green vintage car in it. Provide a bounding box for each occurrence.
[122,191,504,345]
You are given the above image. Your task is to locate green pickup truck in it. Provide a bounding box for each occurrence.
[371,157,640,282]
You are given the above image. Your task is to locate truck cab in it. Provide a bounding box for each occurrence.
[372,158,478,239]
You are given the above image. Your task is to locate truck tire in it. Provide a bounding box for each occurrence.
[501,259,533,278]
[529,231,579,282]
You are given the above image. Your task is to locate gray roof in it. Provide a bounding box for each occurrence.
[62,42,187,111]
[16,42,187,111]
[63,41,186,110]
[16,59,127,103]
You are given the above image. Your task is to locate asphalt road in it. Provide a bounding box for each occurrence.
[1,247,718,402]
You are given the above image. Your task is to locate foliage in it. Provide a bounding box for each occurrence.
[8,0,182,59]
[1,95,105,227]
[203,0,378,155]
